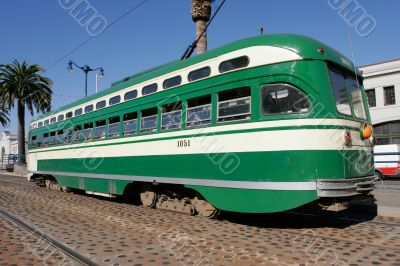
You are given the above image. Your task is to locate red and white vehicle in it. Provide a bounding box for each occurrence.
[374,144,400,179]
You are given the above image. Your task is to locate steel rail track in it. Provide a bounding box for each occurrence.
[0,208,98,266]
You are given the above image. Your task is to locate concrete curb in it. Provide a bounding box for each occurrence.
[0,172,27,178]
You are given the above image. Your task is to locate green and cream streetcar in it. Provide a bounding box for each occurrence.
[27,34,376,217]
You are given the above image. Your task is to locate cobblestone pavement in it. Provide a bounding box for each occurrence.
[0,175,399,266]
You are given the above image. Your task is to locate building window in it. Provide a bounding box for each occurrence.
[374,120,400,144]
[384,86,396,106]
[366,89,376,107]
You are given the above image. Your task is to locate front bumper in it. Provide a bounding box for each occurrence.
[317,175,377,197]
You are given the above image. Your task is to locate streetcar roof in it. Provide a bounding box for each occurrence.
[31,34,356,124]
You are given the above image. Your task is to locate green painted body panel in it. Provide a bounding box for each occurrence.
[186,186,318,213]
[37,148,373,213]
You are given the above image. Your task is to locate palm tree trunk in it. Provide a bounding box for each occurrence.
[196,20,207,54]
[17,101,26,165]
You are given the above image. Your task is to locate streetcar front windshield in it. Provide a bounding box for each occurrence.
[328,66,367,120]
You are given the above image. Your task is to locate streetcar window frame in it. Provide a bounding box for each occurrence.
[161,102,182,130]
[74,108,83,116]
[96,100,106,110]
[163,75,182,89]
[85,104,94,113]
[217,87,251,123]
[219,56,250,73]
[261,83,312,116]
[83,122,94,141]
[186,95,212,127]
[188,66,211,82]
[94,120,106,140]
[124,90,138,101]
[123,112,138,136]
[142,83,158,95]
[140,108,158,133]
[109,95,121,106]
[108,116,120,138]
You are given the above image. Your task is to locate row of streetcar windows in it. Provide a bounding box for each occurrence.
[32,56,250,130]
[30,84,312,148]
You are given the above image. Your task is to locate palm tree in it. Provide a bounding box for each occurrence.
[0,106,9,127]
[191,0,213,54]
[0,60,52,164]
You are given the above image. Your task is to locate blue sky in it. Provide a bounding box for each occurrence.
[0,0,399,133]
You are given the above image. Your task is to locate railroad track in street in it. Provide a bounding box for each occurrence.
[0,207,98,266]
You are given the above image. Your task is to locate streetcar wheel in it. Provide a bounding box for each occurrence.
[140,184,157,208]
[192,196,219,218]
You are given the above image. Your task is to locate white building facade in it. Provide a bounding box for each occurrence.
[0,131,28,163]
[360,59,400,145]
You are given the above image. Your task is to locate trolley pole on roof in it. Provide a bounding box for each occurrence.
[67,60,105,97]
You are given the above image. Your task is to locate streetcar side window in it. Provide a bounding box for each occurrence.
[123,112,138,136]
[161,102,182,130]
[163,75,182,89]
[328,68,352,116]
[85,105,94,113]
[43,133,49,147]
[37,134,43,148]
[84,123,93,141]
[64,128,73,144]
[31,136,37,148]
[66,112,73,119]
[96,100,106,110]
[44,119,49,126]
[186,95,212,127]
[188,66,211,82]
[218,87,251,123]
[56,130,64,145]
[109,95,121,106]
[140,108,158,133]
[261,84,311,115]
[108,116,120,138]
[142,83,158,95]
[74,125,82,143]
[49,131,56,145]
[219,56,250,73]
[74,108,83,116]
[58,114,64,122]
[50,117,56,124]
[124,90,138,101]
[94,120,106,140]
[38,122,43,127]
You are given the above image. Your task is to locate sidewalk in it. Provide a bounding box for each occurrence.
[0,171,27,178]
